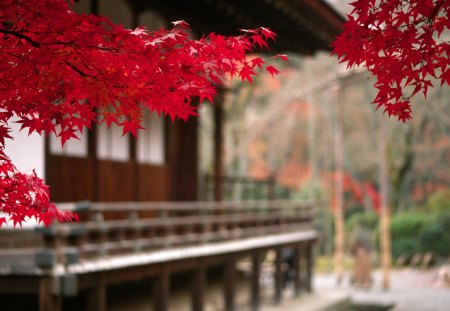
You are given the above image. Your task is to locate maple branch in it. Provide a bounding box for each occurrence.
[0,28,41,48]
[64,61,98,79]
[429,0,445,22]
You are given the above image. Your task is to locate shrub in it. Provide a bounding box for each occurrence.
[425,190,450,215]
[346,211,379,233]
[390,213,433,259]
[419,212,450,258]
[346,211,379,255]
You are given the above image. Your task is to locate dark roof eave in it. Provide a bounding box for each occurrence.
[127,0,345,54]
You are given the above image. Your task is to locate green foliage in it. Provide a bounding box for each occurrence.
[390,213,433,259]
[344,205,365,221]
[419,212,450,258]
[346,211,379,233]
[425,190,450,215]
[315,209,335,256]
[346,211,379,255]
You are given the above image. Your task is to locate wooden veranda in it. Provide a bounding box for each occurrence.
[0,200,317,311]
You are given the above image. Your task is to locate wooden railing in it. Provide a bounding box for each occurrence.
[0,200,318,311]
[202,175,292,201]
[32,200,315,270]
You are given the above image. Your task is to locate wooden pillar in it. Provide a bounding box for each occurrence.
[274,248,283,304]
[191,263,206,311]
[39,277,61,311]
[153,265,170,311]
[305,245,313,292]
[90,0,98,15]
[293,245,302,296]
[214,98,224,201]
[251,251,261,311]
[86,273,106,311]
[223,259,236,311]
[88,0,99,202]
[167,117,199,201]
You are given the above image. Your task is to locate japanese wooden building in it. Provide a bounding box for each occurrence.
[38,0,345,204]
[0,1,345,311]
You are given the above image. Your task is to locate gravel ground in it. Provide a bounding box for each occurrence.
[107,266,450,311]
[314,268,450,311]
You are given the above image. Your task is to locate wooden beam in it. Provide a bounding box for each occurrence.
[59,230,317,276]
[251,251,261,311]
[0,276,40,294]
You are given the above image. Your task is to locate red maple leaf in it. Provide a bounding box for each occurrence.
[120,120,144,138]
[332,0,450,121]
[239,65,257,83]
[266,65,280,78]
[0,0,280,227]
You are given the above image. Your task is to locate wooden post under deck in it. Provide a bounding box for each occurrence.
[191,262,206,311]
[86,273,106,311]
[153,265,170,311]
[293,245,302,296]
[39,277,61,311]
[251,251,262,311]
[223,258,236,311]
[274,247,283,304]
[305,245,313,292]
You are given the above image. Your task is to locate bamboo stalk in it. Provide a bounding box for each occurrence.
[378,117,391,291]
[334,84,345,285]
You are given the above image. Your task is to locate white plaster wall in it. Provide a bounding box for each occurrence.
[137,112,165,165]
[97,123,130,162]
[49,129,88,158]
[3,118,45,179]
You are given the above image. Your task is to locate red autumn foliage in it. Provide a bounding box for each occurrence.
[332,0,450,122]
[0,0,280,227]
[329,172,380,213]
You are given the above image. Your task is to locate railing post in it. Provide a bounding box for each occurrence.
[36,223,65,311]
[251,251,261,311]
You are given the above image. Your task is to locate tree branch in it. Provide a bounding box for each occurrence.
[0,28,41,48]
